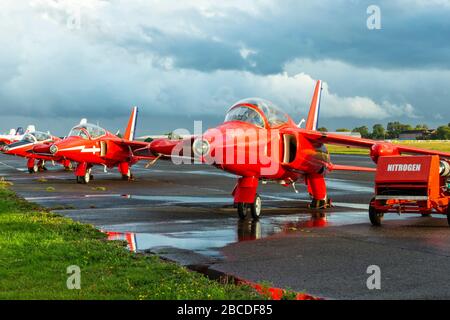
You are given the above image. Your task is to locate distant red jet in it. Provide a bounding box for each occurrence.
[1,131,72,173]
[32,107,153,183]
[0,126,34,146]
[138,80,450,219]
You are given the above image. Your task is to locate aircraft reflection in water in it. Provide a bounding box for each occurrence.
[237,212,328,242]
[103,213,328,254]
[104,231,137,252]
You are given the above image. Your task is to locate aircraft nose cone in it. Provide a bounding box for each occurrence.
[33,144,51,154]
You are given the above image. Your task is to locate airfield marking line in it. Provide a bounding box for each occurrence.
[0,161,21,171]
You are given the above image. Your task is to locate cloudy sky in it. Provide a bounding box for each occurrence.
[1,0,450,136]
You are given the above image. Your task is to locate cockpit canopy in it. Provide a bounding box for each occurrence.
[68,123,106,140]
[225,98,289,128]
[22,131,52,143]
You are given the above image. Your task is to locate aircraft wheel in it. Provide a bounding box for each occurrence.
[369,199,384,226]
[121,169,133,181]
[250,194,262,220]
[77,169,92,184]
[28,164,39,174]
[237,203,248,220]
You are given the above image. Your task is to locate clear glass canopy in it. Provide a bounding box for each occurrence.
[22,131,52,143]
[69,123,106,139]
[226,98,288,128]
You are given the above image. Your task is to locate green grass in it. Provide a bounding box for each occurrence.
[0,181,260,300]
[327,140,450,155]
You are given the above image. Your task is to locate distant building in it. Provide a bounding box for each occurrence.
[398,129,434,140]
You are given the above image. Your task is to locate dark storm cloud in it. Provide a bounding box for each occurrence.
[1,0,450,135]
[124,0,450,74]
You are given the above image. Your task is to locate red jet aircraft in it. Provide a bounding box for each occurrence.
[138,80,450,219]
[32,107,152,183]
[1,131,72,173]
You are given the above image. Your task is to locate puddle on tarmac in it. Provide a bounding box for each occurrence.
[102,211,370,257]
[326,178,373,193]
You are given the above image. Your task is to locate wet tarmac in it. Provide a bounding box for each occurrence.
[1,153,450,299]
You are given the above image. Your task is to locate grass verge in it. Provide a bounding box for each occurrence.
[327,140,450,155]
[0,181,260,300]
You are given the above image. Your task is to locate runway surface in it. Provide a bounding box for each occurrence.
[1,153,450,299]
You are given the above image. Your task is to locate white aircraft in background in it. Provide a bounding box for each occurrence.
[0,125,36,146]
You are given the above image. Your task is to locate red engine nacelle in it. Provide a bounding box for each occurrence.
[370,143,400,163]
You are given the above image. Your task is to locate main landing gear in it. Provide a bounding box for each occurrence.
[121,168,133,181]
[236,194,262,220]
[119,163,133,181]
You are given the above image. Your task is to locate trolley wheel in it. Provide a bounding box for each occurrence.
[447,206,450,227]
[369,199,384,226]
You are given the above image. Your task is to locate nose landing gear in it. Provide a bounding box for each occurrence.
[236,194,262,220]
[75,162,93,184]
[76,168,93,184]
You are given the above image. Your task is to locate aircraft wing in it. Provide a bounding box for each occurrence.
[113,139,150,150]
[105,138,157,159]
[302,130,450,158]
[133,137,197,159]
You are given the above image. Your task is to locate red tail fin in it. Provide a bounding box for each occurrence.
[305,80,322,131]
[124,106,138,141]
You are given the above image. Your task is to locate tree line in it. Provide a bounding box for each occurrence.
[317,122,450,140]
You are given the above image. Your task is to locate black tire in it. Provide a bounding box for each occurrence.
[121,168,133,181]
[447,206,450,227]
[421,213,431,217]
[28,164,38,174]
[250,194,262,220]
[237,203,248,220]
[65,162,73,171]
[369,200,384,226]
[77,170,91,184]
